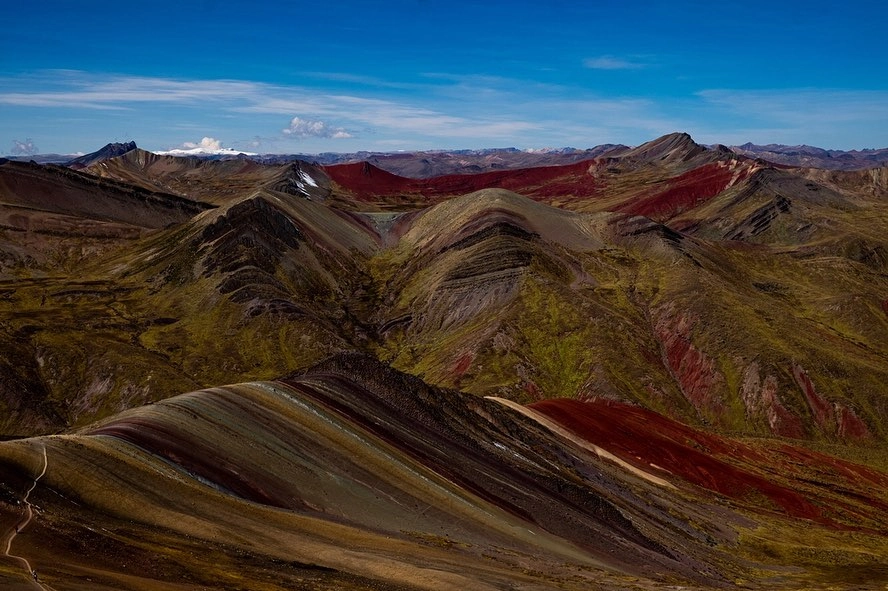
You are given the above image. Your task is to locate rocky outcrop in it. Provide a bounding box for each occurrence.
[793,363,871,441]
[740,362,805,438]
[65,141,138,169]
[653,306,726,423]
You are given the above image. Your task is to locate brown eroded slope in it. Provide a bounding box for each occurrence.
[0,158,211,229]
[5,138,888,447]
[0,158,214,277]
[87,148,332,205]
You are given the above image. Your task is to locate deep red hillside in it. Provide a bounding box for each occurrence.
[322,161,414,197]
[617,161,754,220]
[324,159,600,202]
[530,398,888,529]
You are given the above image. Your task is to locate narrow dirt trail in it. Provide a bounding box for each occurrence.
[2,444,53,590]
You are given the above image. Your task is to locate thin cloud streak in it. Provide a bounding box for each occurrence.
[0,75,262,108]
[583,55,646,70]
[695,88,888,147]
[0,72,540,141]
[0,71,682,148]
[3,71,886,152]
[698,88,888,125]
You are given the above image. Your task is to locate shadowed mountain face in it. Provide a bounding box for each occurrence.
[65,141,138,170]
[0,133,887,589]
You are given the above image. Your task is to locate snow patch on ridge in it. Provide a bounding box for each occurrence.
[299,169,318,187]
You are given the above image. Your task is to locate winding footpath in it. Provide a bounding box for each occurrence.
[2,444,52,590]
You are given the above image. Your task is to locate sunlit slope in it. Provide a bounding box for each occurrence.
[4,134,888,446]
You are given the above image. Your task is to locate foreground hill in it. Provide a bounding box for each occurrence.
[1,354,885,590]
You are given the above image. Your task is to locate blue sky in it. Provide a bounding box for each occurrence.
[2,0,887,155]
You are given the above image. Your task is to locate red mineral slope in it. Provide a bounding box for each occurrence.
[324,159,600,205]
[740,364,806,439]
[529,398,888,529]
[653,307,726,423]
[618,160,754,221]
[326,136,759,213]
[792,364,872,441]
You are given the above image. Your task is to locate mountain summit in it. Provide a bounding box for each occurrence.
[65,140,137,169]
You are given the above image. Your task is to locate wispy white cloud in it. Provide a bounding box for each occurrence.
[4,70,883,153]
[0,74,260,109]
[242,91,542,141]
[10,138,38,155]
[695,88,888,147]
[583,55,646,70]
[698,88,888,124]
[0,70,687,149]
[283,117,352,139]
[298,71,422,91]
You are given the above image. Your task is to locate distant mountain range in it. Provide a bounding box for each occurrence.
[729,142,888,170]
[6,135,888,173]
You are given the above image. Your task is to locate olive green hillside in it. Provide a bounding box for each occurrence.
[0,183,379,434]
[368,189,888,445]
[3,138,888,450]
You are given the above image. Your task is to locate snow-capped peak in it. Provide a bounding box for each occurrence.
[153,137,257,157]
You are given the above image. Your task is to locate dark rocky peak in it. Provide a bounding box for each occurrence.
[66,141,138,169]
[730,143,888,170]
[201,195,302,253]
[264,161,331,201]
